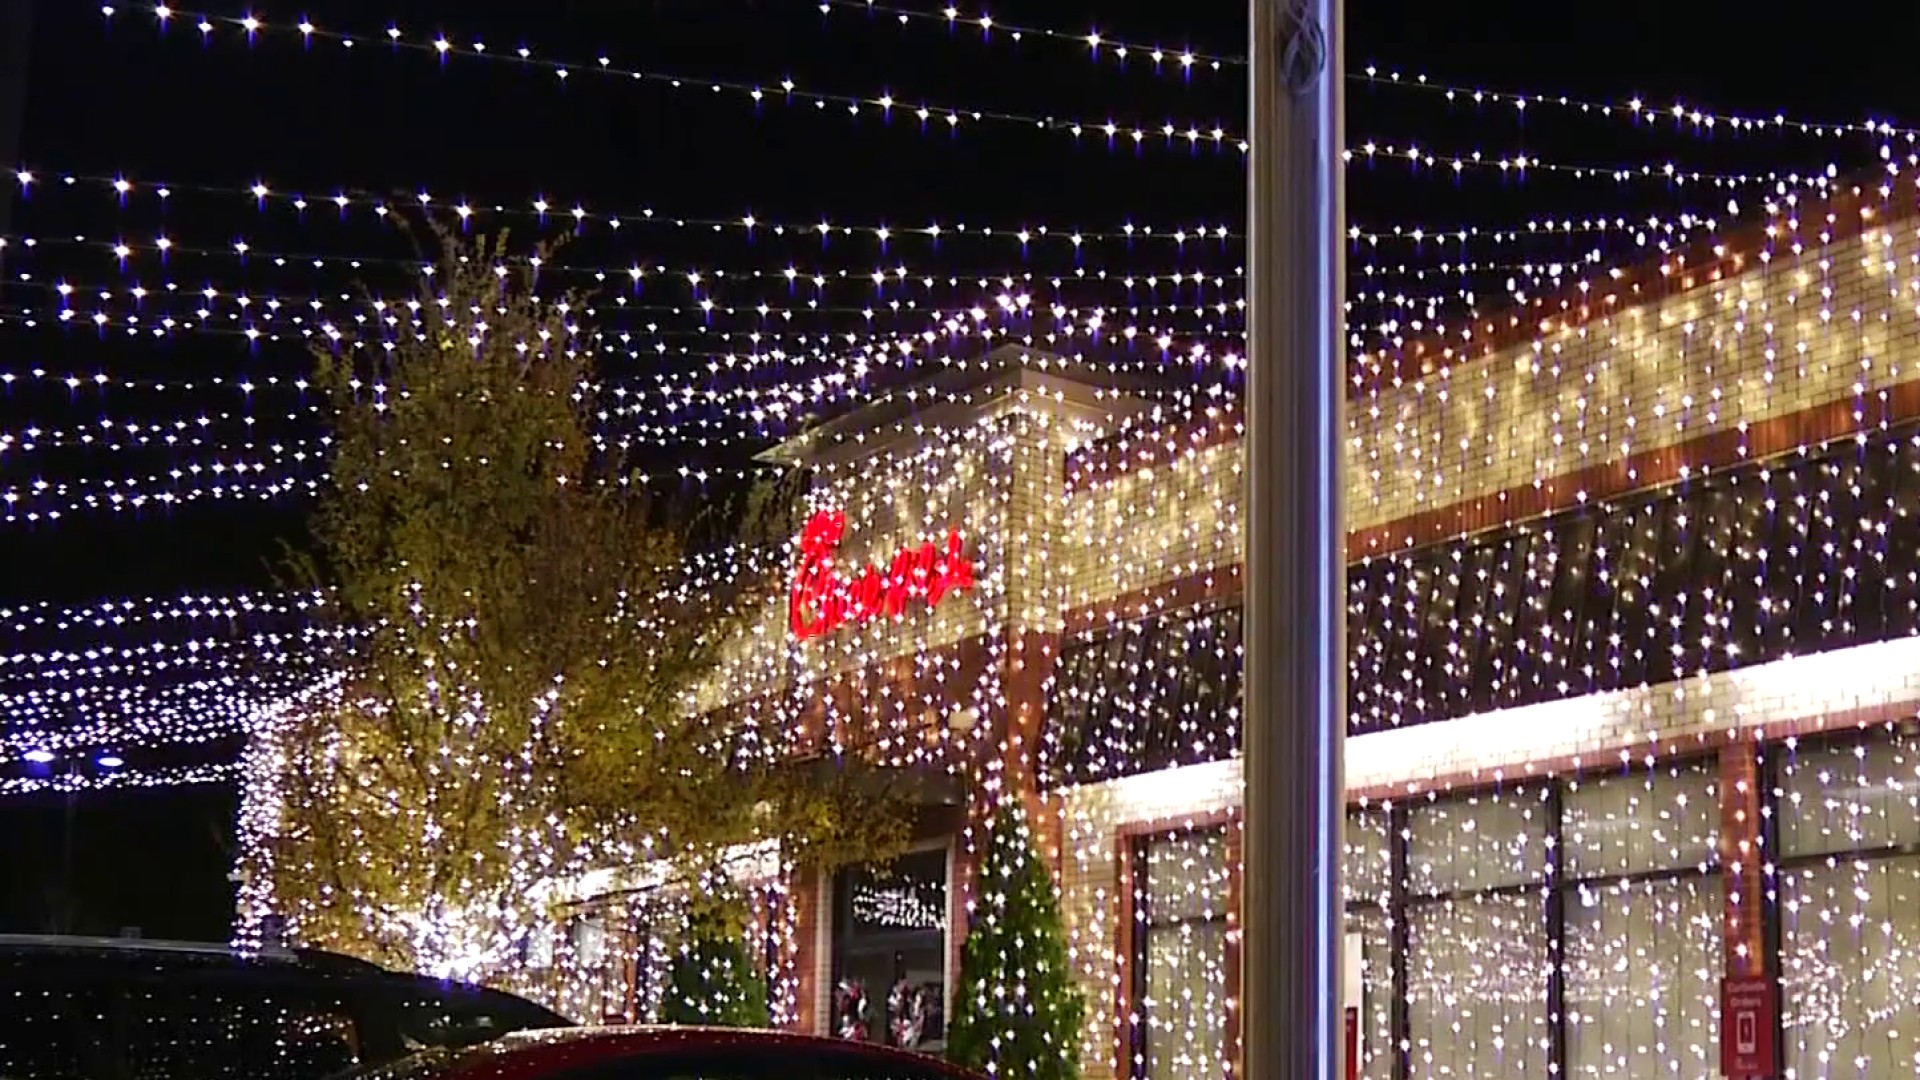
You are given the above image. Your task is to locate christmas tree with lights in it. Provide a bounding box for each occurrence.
[661,899,769,1028]
[947,802,1084,1080]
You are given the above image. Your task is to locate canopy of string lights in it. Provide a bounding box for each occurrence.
[2,3,1887,788]
[7,3,1920,1078]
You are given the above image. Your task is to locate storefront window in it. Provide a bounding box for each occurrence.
[1132,828,1231,1080]
[1351,429,1920,735]
[1346,805,1393,908]
[1405,789,1553,1079]
[1779,733,1920,1079]
[561,910,628,1023]
[1407,788,1550,894]
[1406,893,1552,1079]
[1561,764,1722,1080]
[1045,605,1242,787]
[1348,909,1394,1080]
[831,848,949,1054]
[1346,807,1394,1080]
[1564,873,1722,1078]
[628,907,668,1023]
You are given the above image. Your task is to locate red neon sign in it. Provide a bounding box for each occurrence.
[788,509,977,641]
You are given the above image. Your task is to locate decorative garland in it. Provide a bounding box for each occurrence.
[833,978,871,1042]
[887,978,934,1049]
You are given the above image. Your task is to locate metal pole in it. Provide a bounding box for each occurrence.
[1244,0,1345,1079]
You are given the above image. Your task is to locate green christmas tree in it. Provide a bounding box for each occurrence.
[660,901,770,1028]
[947,802,1086,1080]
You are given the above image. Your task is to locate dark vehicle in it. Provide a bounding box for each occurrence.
[0,934,571,1079]
[353,1027,988,1080]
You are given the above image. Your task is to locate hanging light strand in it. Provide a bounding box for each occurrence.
[109,7,1243,156]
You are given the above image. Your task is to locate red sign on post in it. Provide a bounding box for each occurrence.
[1720,975,1777,1079]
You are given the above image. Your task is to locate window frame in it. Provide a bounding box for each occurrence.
[1124,821,1235,1080]
[1766,723,1920,1080]
[1347,752,1724,1080]
[826,839,955,1053]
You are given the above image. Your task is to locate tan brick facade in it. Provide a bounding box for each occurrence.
[557,177,1920,1077]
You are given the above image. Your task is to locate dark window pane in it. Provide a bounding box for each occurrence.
[832,850,948,1053]
[118,981,362,1079]
[1044,605,1241,786]
[1548,514,1598,698]
[1039,423,1920,772]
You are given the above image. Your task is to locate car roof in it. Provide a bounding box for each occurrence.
[0,932,385,970]
[0,933,304,960]
[434,1026,988,1079]
[0,934,566,1016]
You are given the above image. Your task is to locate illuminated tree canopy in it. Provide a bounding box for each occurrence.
[256,220,912,977]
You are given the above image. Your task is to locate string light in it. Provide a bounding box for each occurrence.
[1,253,1591,362]
[3,234,1258,298]
[105,7,1244,156]
[811,0,1236,74]
[4,466,325,524]
[800,1,1920,150]
[1349,211,1724,247]
[0,270,1252,342]
[1342,140,1846,189]
[1354,65,1920,143]
[0,589,327,637]
[0,281,1259,397]
[1,167,1789,261]
[6,224,1677,311]
[2,412,325,459]
[4,168,1247,254]
[17,10,1920,1070]
[0,454,799,525]
[0,759,243,795]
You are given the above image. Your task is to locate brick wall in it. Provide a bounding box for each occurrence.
[654,185,1920,1053]
[1057,440,1242,615]
[1058,213,1920,608]
[1057,759,1241,1080]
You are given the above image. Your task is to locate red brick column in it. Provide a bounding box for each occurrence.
[1719,741,1767,977]
[951,832,975,1015]
[1114,835,1138,1080]
[1004,628,1059,824]
[1224,815,1244,1080]
[947,625,1060,990]
[791,867,823,1034]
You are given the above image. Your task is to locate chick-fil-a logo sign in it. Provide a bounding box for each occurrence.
[788,509,977,641]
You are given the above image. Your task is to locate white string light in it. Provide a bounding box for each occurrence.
[795,1,1920,149]
[809,0,1237,74]
[0,166,1772,258]
[1353,65,1920,142]
[19,11,1920,1073]
[109,6,1245,156]
[5,228,1258,287]
[5,169,1244,254]
[0,759,243,795]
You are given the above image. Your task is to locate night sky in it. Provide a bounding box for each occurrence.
[0,0,1914,941]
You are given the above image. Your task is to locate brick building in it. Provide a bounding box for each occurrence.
[539,170,1920,1080]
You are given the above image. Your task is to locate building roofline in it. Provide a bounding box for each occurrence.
[758,343,1168,470]
[1068,165,1915,490]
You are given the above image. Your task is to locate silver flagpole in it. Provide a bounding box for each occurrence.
[1243,0,1346,1078]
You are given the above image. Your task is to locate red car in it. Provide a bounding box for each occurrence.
[356,1026,990,1080]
